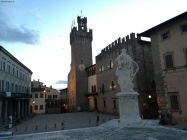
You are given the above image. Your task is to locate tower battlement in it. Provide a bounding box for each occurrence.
[70,16,93,45]
[96,33,138,62]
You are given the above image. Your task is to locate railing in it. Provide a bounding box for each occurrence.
[0,92,31,98]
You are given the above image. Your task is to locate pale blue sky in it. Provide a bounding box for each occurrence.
[0,0,186,90]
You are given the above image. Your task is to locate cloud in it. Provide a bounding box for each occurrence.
[54,80,67,84]
[0,11,40,45]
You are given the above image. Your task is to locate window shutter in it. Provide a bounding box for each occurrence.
[170,95,179,110]
[166,55,173,68]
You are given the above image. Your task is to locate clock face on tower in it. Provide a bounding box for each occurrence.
[78,64,85,71]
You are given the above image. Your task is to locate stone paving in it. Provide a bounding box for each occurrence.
[5,112,119,135]
[1,120,187,140]
[1,112,187,140]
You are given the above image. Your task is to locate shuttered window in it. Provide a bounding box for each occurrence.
[165,54,173,69]
[170,95,179,110]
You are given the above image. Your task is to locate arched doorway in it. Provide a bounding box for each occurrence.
[7,101,12,123]
[30,105,32,114]
[94,98,97,110]
[149,102,159,118]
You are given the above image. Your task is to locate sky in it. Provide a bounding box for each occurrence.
[0,0,186,90]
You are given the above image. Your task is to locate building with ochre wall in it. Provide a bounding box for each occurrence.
[31,80,60,114]
[139,11,187,123]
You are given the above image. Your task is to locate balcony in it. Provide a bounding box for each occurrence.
[45,98,60,102]
[0,92,31,98]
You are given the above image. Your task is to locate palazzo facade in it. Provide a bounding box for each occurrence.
[0,45,32,128]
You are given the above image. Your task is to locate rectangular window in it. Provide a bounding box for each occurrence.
[35,93,38,98]
[8,65,10,74]
[165,54,173,69]
[170,95,179,110]
[103,100,106,108]
[12,67,14,76]
[48,95,52,99]
[162,32,170,40]
[40,105,43,110]
[53,95,57,98]
[101,65,104,72]
[3,62,5,71]
[113,100,116,109]
[34,105,38,110]
[40,93,43,98]
[181,24,187,33]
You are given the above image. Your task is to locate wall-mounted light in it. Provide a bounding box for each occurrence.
[148,95,152,99]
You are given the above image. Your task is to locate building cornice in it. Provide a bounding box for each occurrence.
[0,45,33,74]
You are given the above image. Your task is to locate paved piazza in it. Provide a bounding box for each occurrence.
[6,112,119,135]
[1,112,187,140]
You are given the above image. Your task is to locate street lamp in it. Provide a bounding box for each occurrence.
[148,95,152,99]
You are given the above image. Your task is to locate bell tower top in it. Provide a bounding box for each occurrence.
[77,16,87,31]
[70,16,92,45]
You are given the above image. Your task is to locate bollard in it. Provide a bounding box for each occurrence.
[36,125,38,130]
[103,119,105,123]
[89,118,90,124]
[54,124,56,128]
[25,126,27,131]
[61,122,65,130]
[15,127,17,131]
[96,120,98,126]
[118,120,120,124]
[45,125,47,129]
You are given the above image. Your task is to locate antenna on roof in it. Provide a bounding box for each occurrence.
[81,9,83,18]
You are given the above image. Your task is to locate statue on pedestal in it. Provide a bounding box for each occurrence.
[115,48,141,125]
[114,48,139,92]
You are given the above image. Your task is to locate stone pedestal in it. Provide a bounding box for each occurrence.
[116,92,141,125]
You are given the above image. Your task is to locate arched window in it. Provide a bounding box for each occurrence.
[152,80,156,90]
[55,102,58,108]
[101,65,104,72]
[110,60,113,68]
[51,102,54,108]
[102,84,105,93]
[111,81,114,90]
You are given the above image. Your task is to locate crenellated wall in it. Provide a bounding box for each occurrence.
[95,33,158,118]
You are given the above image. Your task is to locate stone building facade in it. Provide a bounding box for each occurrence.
[67,15,158,118]
[0,45,32,128]
[68,16,93,112]
[59,88,68,113]
[85,64,97,111]
[31,80,60,114]
[139,11,187,123]
[95,33,158,117]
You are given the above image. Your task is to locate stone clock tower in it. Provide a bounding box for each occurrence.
[68,16,93,112]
